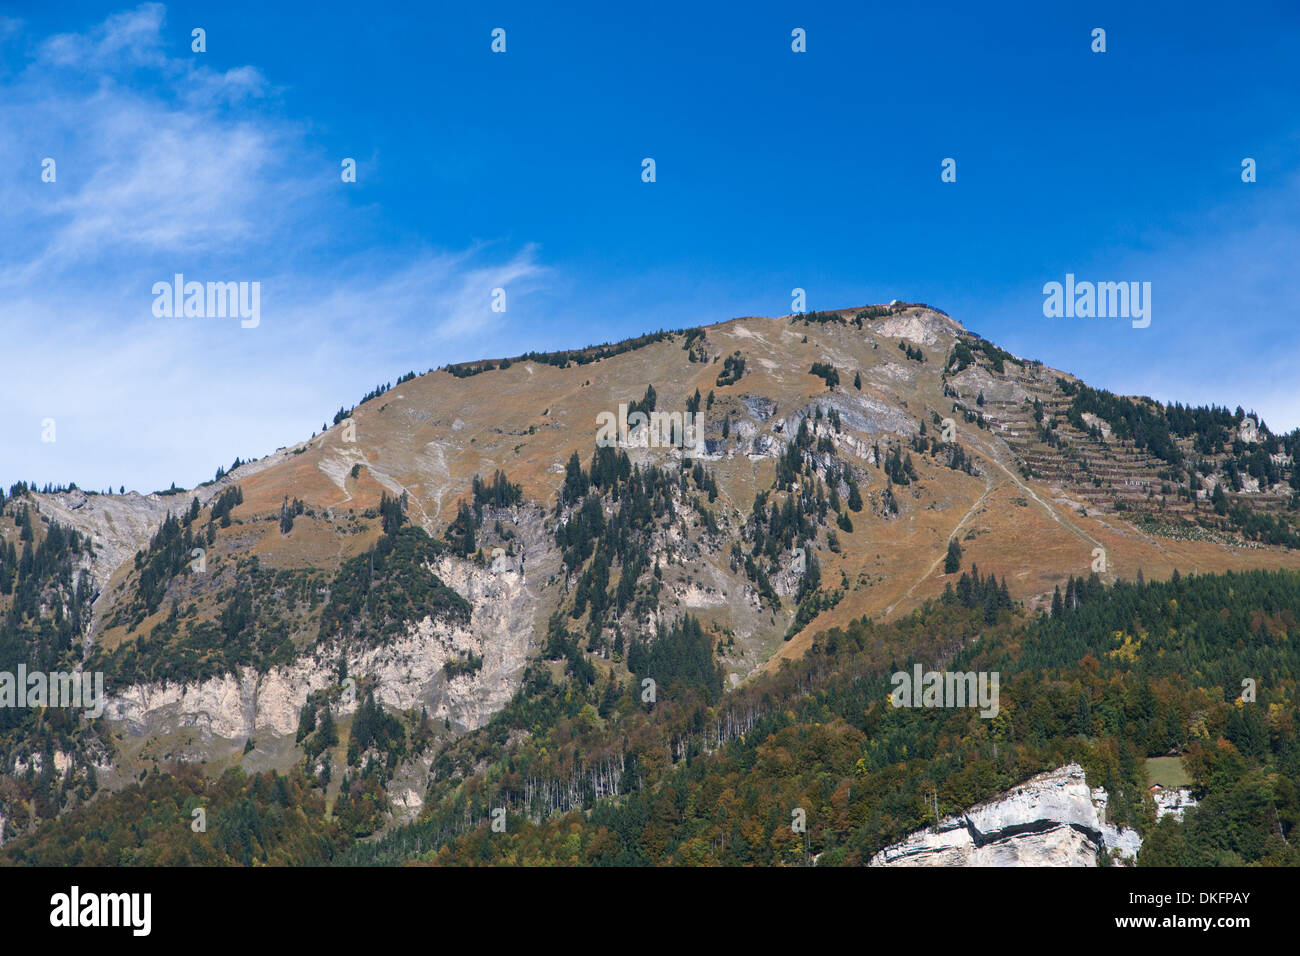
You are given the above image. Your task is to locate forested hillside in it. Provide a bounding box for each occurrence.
[6,567,1297,866]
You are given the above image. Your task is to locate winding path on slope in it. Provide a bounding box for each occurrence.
[881,425,1107,621]
[881,470,995,619]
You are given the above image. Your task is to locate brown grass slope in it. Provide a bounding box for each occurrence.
[33,303,1300,685]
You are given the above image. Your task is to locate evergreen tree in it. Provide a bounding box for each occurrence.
[944,538,962,574]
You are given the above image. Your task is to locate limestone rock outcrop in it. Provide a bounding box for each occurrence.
[868,764,1141,866]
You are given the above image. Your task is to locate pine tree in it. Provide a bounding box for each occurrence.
[944,538,962,574]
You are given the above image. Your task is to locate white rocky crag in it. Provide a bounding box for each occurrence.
[875,308,965,346]
[869,764,1142,867]
[1152,786,1198,822]
[104,555,536,746]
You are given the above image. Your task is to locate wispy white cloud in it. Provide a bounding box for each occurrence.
[37,3,168,70]
[0,4,550,492]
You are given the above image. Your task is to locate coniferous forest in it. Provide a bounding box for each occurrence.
[6,565,1298,867]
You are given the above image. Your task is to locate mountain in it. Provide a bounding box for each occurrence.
[3,301,1299,860]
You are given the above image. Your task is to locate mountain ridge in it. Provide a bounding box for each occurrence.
[3,300,1299,849]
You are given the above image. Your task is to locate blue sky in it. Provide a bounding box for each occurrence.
[3,1,1299,492]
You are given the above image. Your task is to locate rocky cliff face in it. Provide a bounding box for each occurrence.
[31,489,190,600]
[104,553,538,747]
[868,764,1142,866]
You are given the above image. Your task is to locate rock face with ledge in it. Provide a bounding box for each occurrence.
[868,764,1141,866]
[104,555,537,745]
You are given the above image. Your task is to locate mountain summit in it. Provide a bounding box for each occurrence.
[3,302,1298,851]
